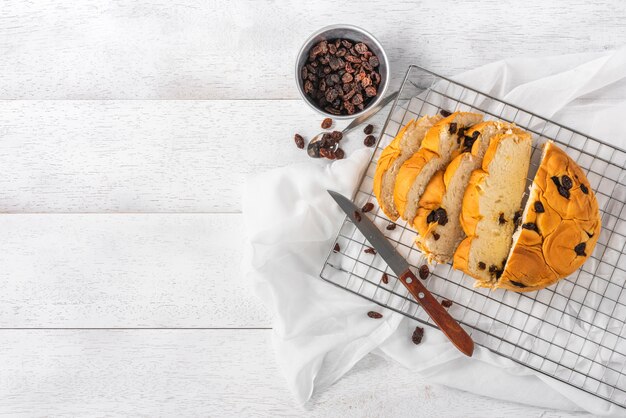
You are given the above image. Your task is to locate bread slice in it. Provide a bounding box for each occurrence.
[373,115,442,220]
[414,154,478,263]
[414,121,519,263]
[497,141,601,292]
[453,129,532,285]
[393,112,483,223]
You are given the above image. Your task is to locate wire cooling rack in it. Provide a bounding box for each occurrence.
[319,65,626,407]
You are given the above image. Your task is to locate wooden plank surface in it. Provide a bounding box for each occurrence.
[0,213,271,328]
[0,100,387,213]
[2,0,624,415]
[1,0,625,99]
[0,329,591,417]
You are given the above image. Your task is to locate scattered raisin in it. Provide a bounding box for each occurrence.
[489,265,498,273]
[362,202,374,213]
[432,233,440,241]
[364,247,376,254]
[386,223,396,230]
[478,262,486,270]
[335,148,345,159]
[522,223,539,233]
[412,326,424,345]
[363,124,374,134]
[534,201,545,213]
[561,175,573,190]
[368,311,383,319]
[498,213,506,225]
[330,130,343,141]
[354,210,361,222]
[574,242,587,256]
[449,122,458,134]
[509,280,528,288]
[294,133,305,149]
[581,184,589,194]
[513,210,522,227]
[441,299,453,308]
[419,265,429,280]
[382,273,389,284]
[321,117,332,129]
[319,148,334,159]
[440,109,452,117]
[364,135,376,147]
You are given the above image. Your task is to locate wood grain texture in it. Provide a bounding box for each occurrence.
[0,213,271,328]
[1,0,624,99]
[2,1,624,415]
[0,329,592,417]
[0,100,388,213]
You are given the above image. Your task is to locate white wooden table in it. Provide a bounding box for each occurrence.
[1,1,624,416]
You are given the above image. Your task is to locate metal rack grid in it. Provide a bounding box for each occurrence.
[319,65,626,407]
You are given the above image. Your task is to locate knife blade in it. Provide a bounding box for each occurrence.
[328,190,474,357]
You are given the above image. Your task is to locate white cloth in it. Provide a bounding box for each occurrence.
[243,47,626,415]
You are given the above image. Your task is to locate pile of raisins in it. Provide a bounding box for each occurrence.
[302,39,381,116]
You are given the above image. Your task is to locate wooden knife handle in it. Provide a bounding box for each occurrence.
[400,269,474,357]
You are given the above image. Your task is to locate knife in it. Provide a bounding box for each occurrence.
[328,190,474,357]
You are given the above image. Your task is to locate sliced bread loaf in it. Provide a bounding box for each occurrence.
[373,115,442,220]
[393,112,483,223]
[414,121,520,263]
[453,128,532,285]
[497,141,601,292]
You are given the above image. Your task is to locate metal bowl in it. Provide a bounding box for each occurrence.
[295,24,390,120]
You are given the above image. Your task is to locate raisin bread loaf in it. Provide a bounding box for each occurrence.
[393,112,483,223]
[497,141,601,291]
[414,121,521,263]
[373,115,441,220]
[453,129,532,285]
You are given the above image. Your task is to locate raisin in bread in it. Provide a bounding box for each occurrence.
[393,112,483,223]
[497,141,601,292]
[453,128,532,285]
[373,115,442,220]
[414,121,521,263]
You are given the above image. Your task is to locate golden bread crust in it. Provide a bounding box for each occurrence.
[373,120,414,219]
[498,141,601,292]
[414,170,445,237]
[393,148,437,219]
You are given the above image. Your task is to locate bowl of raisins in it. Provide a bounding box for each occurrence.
[296,25,389,119]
